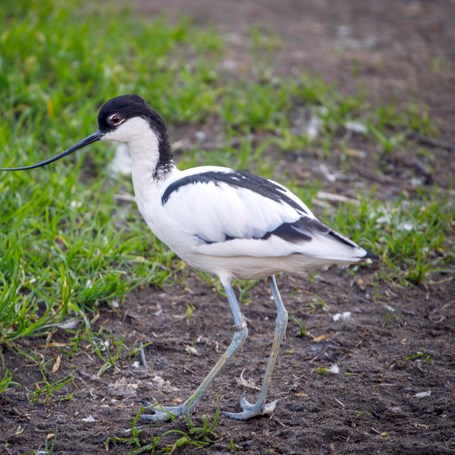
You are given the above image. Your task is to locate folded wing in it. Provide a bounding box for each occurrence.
[161,169,368,261]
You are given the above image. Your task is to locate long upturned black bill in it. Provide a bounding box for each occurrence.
[0,130,104,171]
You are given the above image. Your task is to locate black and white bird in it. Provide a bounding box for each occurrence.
[0,94,375,421]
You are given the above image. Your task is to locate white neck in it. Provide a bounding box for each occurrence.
[102,116,176,186]
[102,117,178,227]
[103,117,160,166]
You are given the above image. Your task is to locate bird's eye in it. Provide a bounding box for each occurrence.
[108,114,124,126]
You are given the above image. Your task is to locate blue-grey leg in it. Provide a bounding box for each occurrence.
[224,274,288,420]
[141,277,248,421]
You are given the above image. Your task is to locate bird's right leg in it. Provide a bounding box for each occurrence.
[224,275,288,420]
[141,277,248,422]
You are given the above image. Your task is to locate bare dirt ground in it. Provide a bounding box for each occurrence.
[1,1,454,454]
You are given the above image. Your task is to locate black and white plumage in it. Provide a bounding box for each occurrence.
[154,167,369,280]
[0,94,375,421]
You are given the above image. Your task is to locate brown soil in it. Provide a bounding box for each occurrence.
[1,1,454,454]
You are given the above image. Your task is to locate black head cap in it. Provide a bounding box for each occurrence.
[98,94,172,164]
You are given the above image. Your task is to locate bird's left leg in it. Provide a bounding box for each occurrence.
[224,274,288,420]
[141,278,248,422]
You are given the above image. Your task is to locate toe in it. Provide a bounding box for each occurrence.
[222,398,279,420]
[261,399,278,415]
[239,394,256,411]
[140,405,181,422]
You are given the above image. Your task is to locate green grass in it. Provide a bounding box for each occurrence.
[403,351,434,364]
[86,327,126,376]
[0,369,17,393]
[332,189,454,285]
[0,0,453,434]
[105,406,219,453]
[0,0,220,344]
[28,375,74,404]
[289,313,309,337]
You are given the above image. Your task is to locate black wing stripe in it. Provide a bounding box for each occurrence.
[161,170,308,215]
[196,217,330,244]
[267,218,328,243]
[327,228,359,248]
